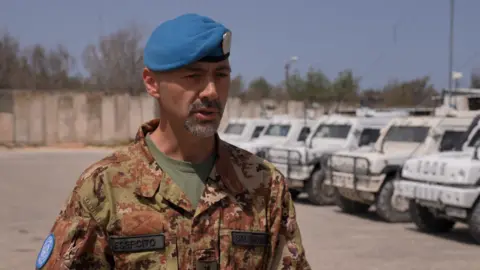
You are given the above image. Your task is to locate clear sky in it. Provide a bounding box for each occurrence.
[1,0,478,90]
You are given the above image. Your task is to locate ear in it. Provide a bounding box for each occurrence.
[142,68,160,98]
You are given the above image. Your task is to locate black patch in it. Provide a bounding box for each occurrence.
[231,231,269,247]
[109,234,165,253]
[196,261,218,270]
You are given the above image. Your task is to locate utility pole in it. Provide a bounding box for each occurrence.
[284,56,298,114]
[444,0,455,104]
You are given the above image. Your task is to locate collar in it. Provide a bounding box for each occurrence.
[131,118,249,215]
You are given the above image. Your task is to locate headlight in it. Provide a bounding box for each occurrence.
[355,159,368,170]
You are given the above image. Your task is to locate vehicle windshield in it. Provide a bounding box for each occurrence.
[264,124,291,137]
[383,126,429,143]
[312,124,351,139]
[223,123,246,135]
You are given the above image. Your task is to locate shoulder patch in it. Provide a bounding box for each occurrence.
[35,233,55,269]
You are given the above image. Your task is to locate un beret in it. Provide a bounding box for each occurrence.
[144,13,232,71]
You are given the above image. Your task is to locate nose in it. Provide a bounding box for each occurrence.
[199,81,219,100]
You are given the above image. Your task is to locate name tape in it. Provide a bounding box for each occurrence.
[231,231,269,247]
[109,234,165,253]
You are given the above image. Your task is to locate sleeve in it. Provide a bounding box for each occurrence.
[36,182,113,269]
[268,173,312,270]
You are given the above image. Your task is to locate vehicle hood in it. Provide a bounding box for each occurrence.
[331,144,419,174]
[265,143,348,165]
[234,137,287,154]
[219,134,250,144]
[402,149,480,185]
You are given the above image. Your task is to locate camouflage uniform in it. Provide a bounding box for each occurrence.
[39,119,311,269]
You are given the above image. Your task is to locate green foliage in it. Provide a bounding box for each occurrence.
[0,28,465,108]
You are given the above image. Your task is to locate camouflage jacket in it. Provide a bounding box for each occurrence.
[38,119,311,270]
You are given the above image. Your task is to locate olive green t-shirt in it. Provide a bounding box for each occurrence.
[145,134,216,209]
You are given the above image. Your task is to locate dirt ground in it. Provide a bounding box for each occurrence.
[0,149,478,270]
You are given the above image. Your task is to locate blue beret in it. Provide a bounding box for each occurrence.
[144,13,232,71]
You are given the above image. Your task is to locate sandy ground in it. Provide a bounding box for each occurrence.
[0,149,478,270]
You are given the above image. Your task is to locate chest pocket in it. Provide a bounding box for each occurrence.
[109,232,178,270]
[219,229,270,270]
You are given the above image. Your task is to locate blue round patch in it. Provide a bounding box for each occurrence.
[35,233,55,269]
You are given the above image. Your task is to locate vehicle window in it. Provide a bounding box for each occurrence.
[264,124,291,137]
[467,129,480,147]
[439,130,465,151]
[358,128,380,146]
[384,126,429,143]
[251,126,265,139]
[297,127,311,142]
[223,123,246,135]
[312,124,351,139]
[468,97,480,110]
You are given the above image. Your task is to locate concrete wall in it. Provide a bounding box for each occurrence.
[0,90,352,147]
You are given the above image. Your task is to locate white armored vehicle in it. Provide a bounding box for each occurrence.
[395,93,480,243]
[327,99,477,222]
[218,117,270,147]
[236,114,316,156]
[263,108,409,203]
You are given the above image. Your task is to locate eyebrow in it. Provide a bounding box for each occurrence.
[183,64,232,73]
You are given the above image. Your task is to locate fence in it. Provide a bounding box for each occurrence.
[0,89,349,147]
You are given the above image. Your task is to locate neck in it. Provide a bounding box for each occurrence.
[149,117,216,163]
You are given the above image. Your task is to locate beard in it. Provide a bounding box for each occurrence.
[184,99,224,138]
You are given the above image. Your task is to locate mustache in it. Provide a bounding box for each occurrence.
[189,100,223,112]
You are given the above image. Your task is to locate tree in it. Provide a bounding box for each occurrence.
[244,76,272,100]
[82,23,145,94]
[359,88,384,107]
[229,74,244,97]
[0,32,21,89]
[303,67,331,102]
[285,71,306,100]
[381,76,437,107]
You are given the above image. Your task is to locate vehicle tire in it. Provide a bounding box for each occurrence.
[375,180,411,223]
[289,189,301,201]
[306,168,336,205]
[468,200,480,244]
[409,200,455,233]
[335,190,370,214]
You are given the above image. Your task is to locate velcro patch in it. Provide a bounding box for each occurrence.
[109,234,165,253]
[231,231,269,247]
[196,261,219,270]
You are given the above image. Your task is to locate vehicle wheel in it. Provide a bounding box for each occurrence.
[306,168,336,205]
[375,180,411,223]
[468,200,480,244]
[289,189,301,201]
[335,190,370,213]
[409,200,455,233]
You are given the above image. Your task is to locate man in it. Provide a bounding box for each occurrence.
[35,13,311,269]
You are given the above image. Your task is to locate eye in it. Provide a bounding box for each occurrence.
[216,72,229,78]
[185,73,202,79]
